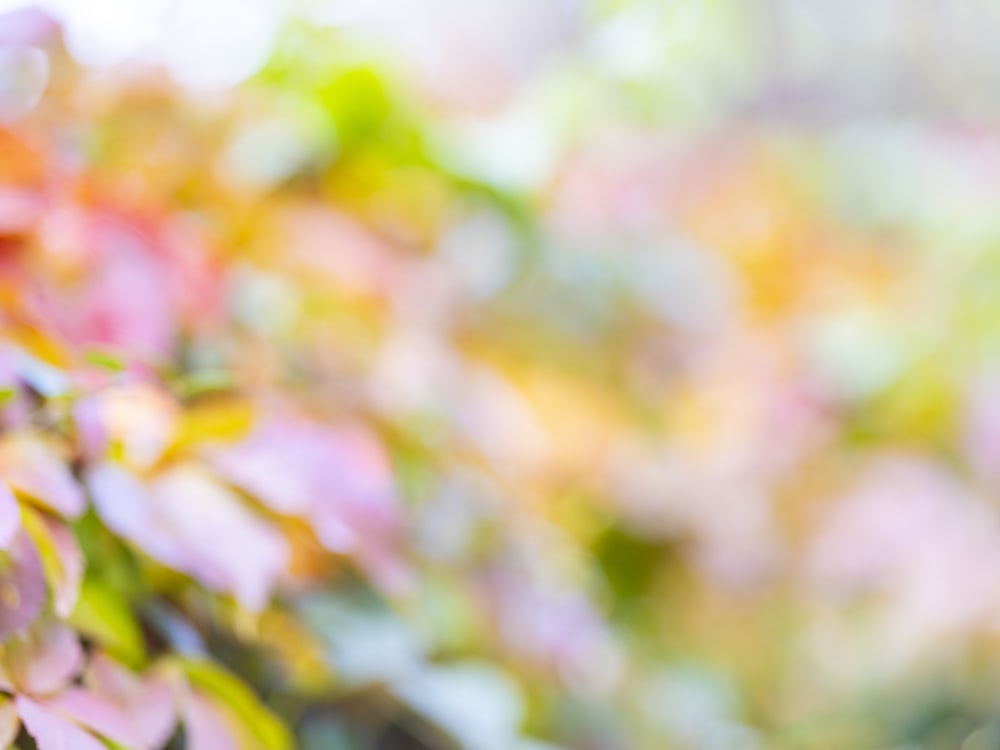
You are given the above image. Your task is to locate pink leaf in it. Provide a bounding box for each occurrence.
[83,653,134,703]
[0,531,45,639]
[149,468,288,612]
[85,655,177,750]
[132,674,178,750]
[72,396,107,463]
[84,653,139,700]
[210,416,402,590]
[208,420,320,515]
[184,692,243,750]
[16,696,108,750]
[42,688,139,748]
[44,687,139,747]
[0,189,45,233]
[88,463,287,612]
[77,226,174,358]
[85,463,188,571]
[0,481,20,551]
[7,620,84,696]
[0,439,84,519]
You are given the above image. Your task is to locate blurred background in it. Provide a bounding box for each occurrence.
[4,1,1000,749]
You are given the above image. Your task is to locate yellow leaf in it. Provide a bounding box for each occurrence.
[166,398,255,457]
[174,657,292,750]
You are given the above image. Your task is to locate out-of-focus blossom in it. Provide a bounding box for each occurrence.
[808,458,1000,668]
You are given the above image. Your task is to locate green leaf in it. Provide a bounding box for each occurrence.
[68,578,145,668]
[319,68,390,148]
[176,370,234,400]
[0,387,17,409]
[82,348,127,372]
[176,658,292,750]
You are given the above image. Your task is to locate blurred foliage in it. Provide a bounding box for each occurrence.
[1,1,1000,749]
